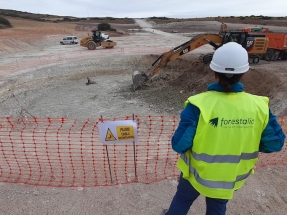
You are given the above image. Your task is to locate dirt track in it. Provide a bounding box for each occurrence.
[0,18,287,215]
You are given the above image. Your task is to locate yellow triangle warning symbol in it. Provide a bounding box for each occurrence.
[105,128,117,141]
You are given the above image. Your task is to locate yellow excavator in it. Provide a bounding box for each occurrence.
[132,31,269,91]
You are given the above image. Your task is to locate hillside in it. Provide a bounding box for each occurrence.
[1,9,287,27]
[0,9,134,24]
[147,15,287,27]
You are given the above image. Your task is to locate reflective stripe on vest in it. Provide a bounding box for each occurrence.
[180,154,253,189]
[192,150,259,163]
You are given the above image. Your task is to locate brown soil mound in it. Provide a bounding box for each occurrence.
[144,55,287,116]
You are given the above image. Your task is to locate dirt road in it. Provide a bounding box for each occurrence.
[135,18,183,36]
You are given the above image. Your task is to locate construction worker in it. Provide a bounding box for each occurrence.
[161,42,286,215]
[219,22,227,34]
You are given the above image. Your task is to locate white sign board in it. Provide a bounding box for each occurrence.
[98,120,138,144]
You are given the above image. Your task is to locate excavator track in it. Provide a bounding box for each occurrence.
[199,52,214,64]
[248,54,260,64]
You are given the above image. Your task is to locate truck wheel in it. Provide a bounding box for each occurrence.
[281,52,287,60]
[87,41,96,50]
[273,53,279,61]
[264,49,274,61]
[253,56,260,64]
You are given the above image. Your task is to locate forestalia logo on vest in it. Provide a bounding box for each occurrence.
[209,117,219,127]
[209,117,255,128]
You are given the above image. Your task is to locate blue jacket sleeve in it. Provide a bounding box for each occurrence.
[259,109,286,153]
[171,103,200,154]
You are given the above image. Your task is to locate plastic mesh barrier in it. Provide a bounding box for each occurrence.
[0,115,286,187]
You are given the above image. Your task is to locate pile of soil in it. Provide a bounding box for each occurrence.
[139,54,287,116]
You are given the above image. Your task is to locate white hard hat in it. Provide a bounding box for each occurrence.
[210,42,249,74]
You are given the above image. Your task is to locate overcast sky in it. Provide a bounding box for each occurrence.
[1,0,286,18]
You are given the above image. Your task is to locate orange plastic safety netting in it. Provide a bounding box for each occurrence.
[0,115,286,187]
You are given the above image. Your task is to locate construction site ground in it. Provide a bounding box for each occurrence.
[0,17,287,215]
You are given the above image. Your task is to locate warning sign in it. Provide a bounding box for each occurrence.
[98,120,138,144]
[105,128,117,141]
[116,126,135,140]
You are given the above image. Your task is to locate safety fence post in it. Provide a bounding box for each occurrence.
[101,115,113,184]
[132,113,137,182]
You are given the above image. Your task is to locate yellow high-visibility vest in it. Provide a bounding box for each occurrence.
[177,91,269,199]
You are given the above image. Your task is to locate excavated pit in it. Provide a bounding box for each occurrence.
[129,54,287,116]
[1,54,287,118]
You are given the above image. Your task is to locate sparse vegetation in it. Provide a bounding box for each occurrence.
[0,9,47,22]
[63,17,72,22]
[150,16,169,20]
[262,16,272,20]
[0,16,12,27]
[71,18,81,22]
[98,23,112,31]
[146,14,287,27]
[106,17,116,20]
[90,17,104,20]
[33,18,46,22]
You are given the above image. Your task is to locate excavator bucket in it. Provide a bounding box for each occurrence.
[132,71,147,91]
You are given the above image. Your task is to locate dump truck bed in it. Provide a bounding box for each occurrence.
[263,33,287,50]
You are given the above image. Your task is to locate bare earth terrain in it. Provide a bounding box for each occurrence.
[0,17,287,215]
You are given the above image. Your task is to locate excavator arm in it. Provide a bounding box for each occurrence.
[132,33,223,90]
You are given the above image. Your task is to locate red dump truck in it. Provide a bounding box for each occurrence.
[239,27,287,61]
[262,32,287,61]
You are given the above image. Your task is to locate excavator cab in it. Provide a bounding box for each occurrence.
[222,31,267,52]
[222,32,246,45]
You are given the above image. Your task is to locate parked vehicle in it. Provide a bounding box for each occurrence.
[259,33,287,61]
[60,36,79,45]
